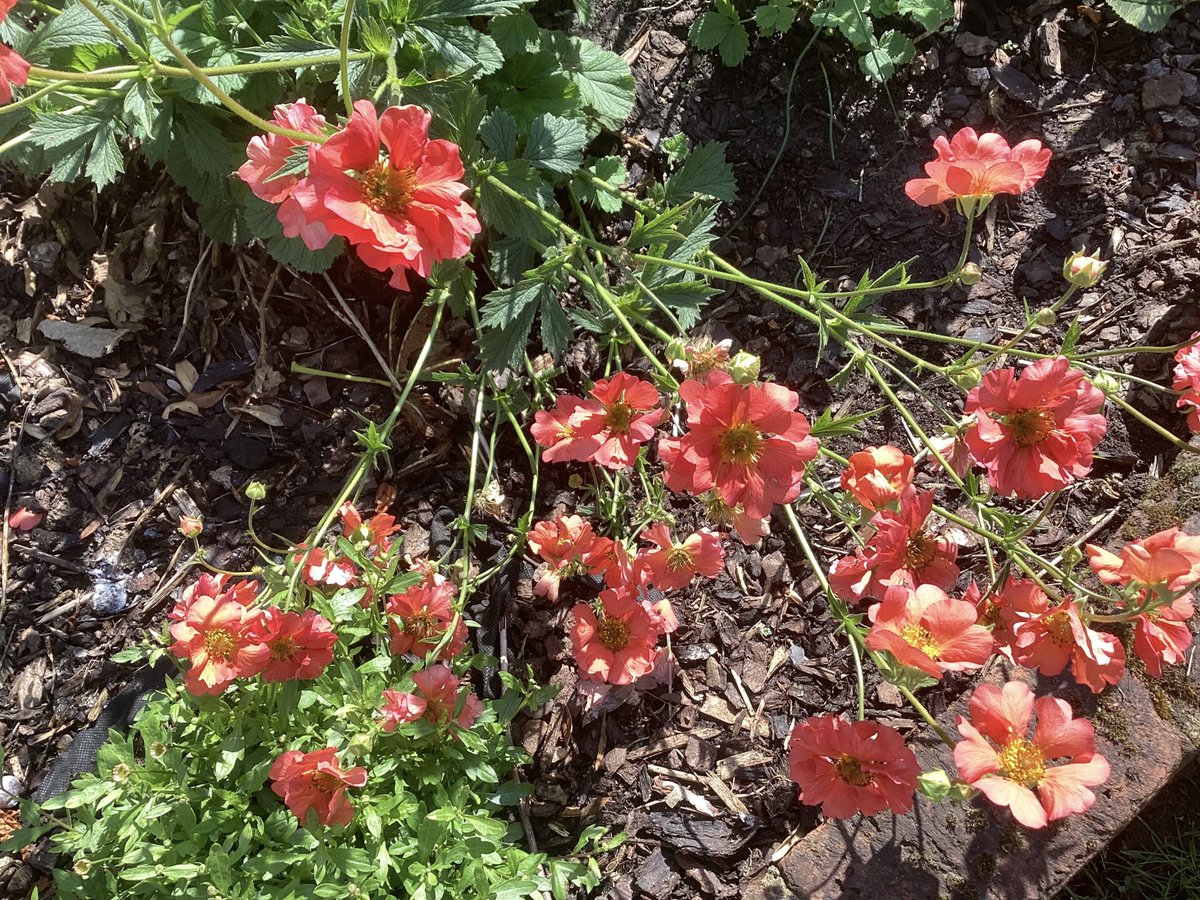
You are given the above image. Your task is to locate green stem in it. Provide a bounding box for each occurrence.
[1107,392,1200,455]
[339,0,356,118]
[27,65,136,83]
[0,82,61,112]
[898,684,956,747]
[76,0,151,61]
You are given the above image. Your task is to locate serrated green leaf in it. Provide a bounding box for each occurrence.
[755,0,797,36]
[858,30,913,82]
[86,122,123,188]
[523,113,586,173]
[408,0,531,20]
[477,159,557,244]
[24,1,133,58]
[412,23,504,75]
[689,0,750,66]
[122,81,160,138]
[664,142,736,203]
[811,0,874,51]
[238,37,342,62]
[266,233,345,272]
[573,155,625,213]
[479,279,548,370]
[550,34,635,128]
[490,10,541,56]
[27,112,106,150]
[480,108,519,159]
[487,50,580,129]
[489,235,538,285]
[1108,0,1176,31]
[540,293,572,356]
[897,0,953,31]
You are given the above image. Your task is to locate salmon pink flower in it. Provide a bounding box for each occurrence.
[954,682,1110,829]
[269,748,367,828]
[532,395,603,463]
[905,128,1051,214]
[841,445,915,512]
[381,664,482,730]
[787,715,919,818]
[866,584,993,679]
[386,575,467,659]
[7,505,42,531]
[1013,601,1125,693]
[637,523,724,591]
[0,45,29,106]
[578,372,666,469]
[659,371,819,522]
[339,502,401,557]
[168,575,268,696]
[292,101,480,289]
[379,689,427,730]
[294,546,357,589]
[964,357,1107,499]
[527,514,610,601]
[1173,334,1200,433]
[1087,527,1200,596]
[930,433,972,479]
[701,491,770,544]
[178,514,203,539]
[251,608,337,682]
[1130,596,1195,677]
[571,588,658,685]
[972,576,1051,659]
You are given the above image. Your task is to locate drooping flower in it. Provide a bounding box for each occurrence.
[964,356,1107,499]
[168,575,268,696]
[291,101,480,289]
[1012,601,1125,693]
[236,100,329,249]
[929,433,973,480]
[1130,597,1195,678]
[668,337,732,382]
[293,546,358,589]
[531,395,603,464]
[905,128,1051,211]
[865,584,993,679]
[840,445,916,512]
[578,372,667,469]
[571,588,659,685]
[251,608,337,682]
[701,490,770,545]
[637,523,724,591]
[379,664,482,731]
[268,748,367,828]
[527,514,610,601]
[787,715,920,818]
[659,371,819,522]
[1173,334,1200,433]
[386,575,467,659]
[0,45,30,106]
[1087,527,1200,596]
[178,514,203,539]
[953,681,1110,829]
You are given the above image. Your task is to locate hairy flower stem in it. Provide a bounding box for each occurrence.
[339,0,357,118]
[968,285,1078,372]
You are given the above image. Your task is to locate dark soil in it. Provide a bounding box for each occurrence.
[3,1,1200,899]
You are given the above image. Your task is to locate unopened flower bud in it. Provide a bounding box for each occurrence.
[149,741,168,760]
[1063,249,1106,288]
[1033,308,1056,327]
[74,859,93,876]
[346,732,373,757]
[1090,371,1121,397]
[727,350,761,384]
[568,473,584,489]
[178,514,203,539]
[917,769,953,801]
[664,338,687,364]
[948,367,981,393]
[111,763,132,783]
[1061,544,1083,569]
[245,481,267,501]
[958,262,983,285]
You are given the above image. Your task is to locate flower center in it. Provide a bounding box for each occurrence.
[718,424,764,465]
[359,161,418,215]
[404,609,439,642]
[665,545,693,572]
[603,400,634,434]
[203,629,236,660]
[997,738,1046,787]
[834,754,874,787]
[596,615,630,651]
[900,624,941,660]
[311,771,340,793]
[269,636,296,660]
[905,531,937,570]
[1042,609,1073,646]
[1002,408,1056,448]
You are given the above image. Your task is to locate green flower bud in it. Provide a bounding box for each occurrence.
[346,732,373,757]
[1063,249,1107,288]
[958,262,983,285]
[245,481,267,501]
[917,769,953,801]
[1090,372,1121,397]
[111,763,132,783]
[948,367,981,393]
[1033,308,1056,327]
[74,859,93,876]
[1061,544,1083,570]
[727,350,761,385]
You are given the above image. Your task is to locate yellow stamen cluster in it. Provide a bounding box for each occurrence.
[718,424,764,465]
[203,629,236,660]
[1001,408,1056,448]
[997,738,1046,787]
[905,531,938,569]
[360,161,418,215]
[900,623,941,660]
[835,754,874,787]
[596,616,630,651]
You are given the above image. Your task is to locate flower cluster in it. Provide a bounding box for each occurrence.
[239,101,481,289]
[533,372,667,469]
[0,3,29,106]
[168,574,336,696]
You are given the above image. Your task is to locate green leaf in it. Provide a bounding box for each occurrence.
[540,293,572,357]
[206,843,233,893]
[858,30,913,82]
[122,81,160,139]
[487,50,580,129]
[86,121,123,188]
[480,108,519,159]
[665,141,736,203]
[490,10,541,56]
[411,23,504,75]
[755,0,797,36]
[27,111,106,151]
[897,0,953,31]
[480,279,552,371]
[477,159,557,244]
[573,155,626,213]
[1108,0,1177,31]
[523,114,586,173]
[811,0,874,51]
[24,1,133,57]
[689,0,749,66]
[550,34,635,128]
[808,405,883,437]
[408,0,531,20]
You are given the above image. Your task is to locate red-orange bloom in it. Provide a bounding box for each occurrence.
[527,514,609,602]
[168,575,268,696]
[964,357,1107,499]
[954,682,1109,829]
[866,585,993,679]
[841,445,915,512]
[971,576,1051,660]
[638,523,724,591]
[294,546,358,589]
[386,575,467,659]
[379,664,482,731]
[1173,333,1200,433]
[1087,527,1200,596]
[250,608,337,682]
[531,395,603,464]
[659,371,818,522]
[339,502,401,557]
[1130,597,1195,678]
[0,45,29,106]
[292,101,480,289]
[905,128,1051,208]
[1012,601,1125,693]
[268,748,367,828]
[580,372,667,469]
[571,588,658,685]
[787,715,919,819]
[7,505,42,531]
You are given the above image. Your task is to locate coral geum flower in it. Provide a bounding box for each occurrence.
[168,575,267,696]
[659,371,819,522]
[571,588,658,685]
[964,356,1107,499]
[929,433,972,480]
[1088,527,1200,596]
[638,523,724,591]
[268,748,367,828]
[379,665,483,730]
[866,585,993,680]
[840,445,915,512]
[972,576,1050,659]
[339,501,402,556]
[252,608,337,682]
[1013,601,1125,693]
[954,682,1110,829]
[532,395,603,464]
[905,128,1051,212]
[788,715,919,818]
[386,576,467,659]
[580,372,667,469]
[0,43,29,105]
[293,101,480,289]
[294,546,357,589]
[527,514,610,601]
[1173,334,1200,433]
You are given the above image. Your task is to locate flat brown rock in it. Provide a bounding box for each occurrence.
[748,661,1198,900]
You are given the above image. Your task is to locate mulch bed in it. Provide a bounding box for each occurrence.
[3,1,1200,898]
